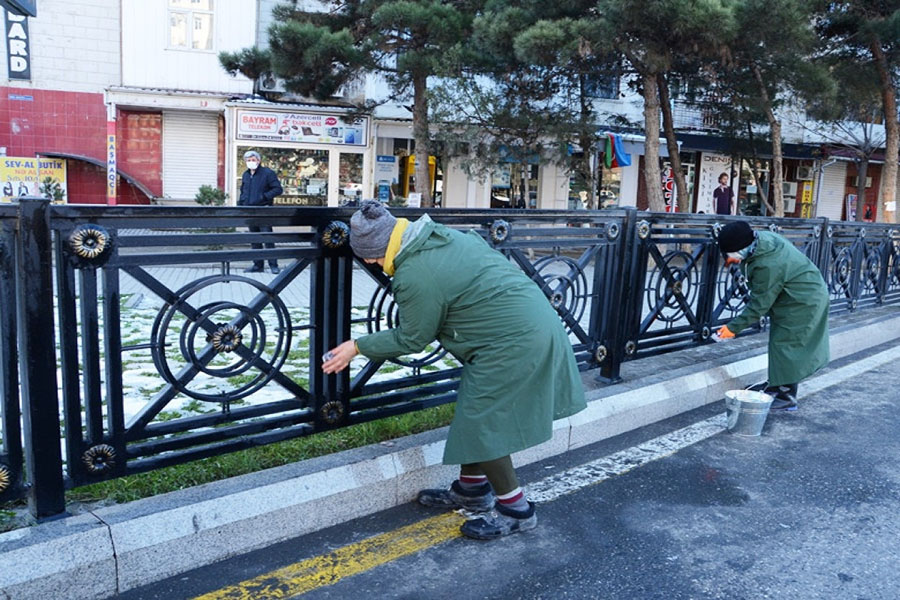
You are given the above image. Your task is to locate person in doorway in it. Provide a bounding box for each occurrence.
[713,172,735,215]
[322,201,586,540]
[238,150,283,274]
[713,221,830,411]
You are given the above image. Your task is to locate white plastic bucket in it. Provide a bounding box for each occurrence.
[724,390,774,436]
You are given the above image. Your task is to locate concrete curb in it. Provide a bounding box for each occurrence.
[2,307,899,599]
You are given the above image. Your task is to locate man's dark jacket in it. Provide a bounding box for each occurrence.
[238,166,283,206]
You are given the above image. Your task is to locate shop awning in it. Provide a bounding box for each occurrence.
[40,152,156,201]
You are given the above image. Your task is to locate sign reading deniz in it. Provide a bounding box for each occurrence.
[5,9,29,79]
[236,110,368,146]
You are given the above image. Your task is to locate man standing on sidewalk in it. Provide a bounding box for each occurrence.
[238,150,283,274]
[714,221,830,411]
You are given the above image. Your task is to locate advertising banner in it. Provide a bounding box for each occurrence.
[236,110,368,146]
[1,156,67,202]
[696,153,737,214]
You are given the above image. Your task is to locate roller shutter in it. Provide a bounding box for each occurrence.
[162,111,219,200]
[816,161,847,220]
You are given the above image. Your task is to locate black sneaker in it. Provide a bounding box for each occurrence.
[417,480,494,512]
[460,501,538,540]
[767,384,798,411]
[244,265,264,273]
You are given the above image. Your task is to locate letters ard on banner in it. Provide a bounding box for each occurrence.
[5,9,30,80]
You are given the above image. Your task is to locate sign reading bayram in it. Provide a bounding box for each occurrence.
[236,109,368,146]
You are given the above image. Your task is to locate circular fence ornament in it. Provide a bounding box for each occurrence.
[606,223,620,240]
[367,286,448,368]
[82,444,116,475]
[594,345,608,364]
[151,275,292,403]
[0,464,10,493]
[813,225,821,238]
[637,220,651,240]
[711,222,724,238]
[321,221,350,249]
[532,255,589,333]
[320,400,345,425]
[69,225,114,265]
[859,227,867,239]
[489,219,510,244]
[826,226,834,238]
[701,326,711,340]
[624,340,637,356]
[768,223,781,233]
[849,298,858,311]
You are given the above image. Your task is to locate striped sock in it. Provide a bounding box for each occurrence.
[458,474,489,491]
[496,487,528,511]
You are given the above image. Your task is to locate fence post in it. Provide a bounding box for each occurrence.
[598,208,638,383]
[16,197,66,518]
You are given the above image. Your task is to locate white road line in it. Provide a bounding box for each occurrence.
[527,343,900,504]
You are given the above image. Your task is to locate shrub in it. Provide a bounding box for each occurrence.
[195,185,227,206]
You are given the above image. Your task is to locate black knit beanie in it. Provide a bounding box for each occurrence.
[718,221,756,253]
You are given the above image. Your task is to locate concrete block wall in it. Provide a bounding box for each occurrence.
[0,0,120,93]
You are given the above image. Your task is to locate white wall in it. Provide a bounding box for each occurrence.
[815,161,848,220]
[1,0,119,92]
[122,0,255,93]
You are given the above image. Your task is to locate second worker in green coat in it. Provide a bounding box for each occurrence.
[323,201,586,540]
[714,221,830,411]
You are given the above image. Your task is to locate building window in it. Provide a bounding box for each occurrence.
[168,0,214,51]
[583,72,619,100]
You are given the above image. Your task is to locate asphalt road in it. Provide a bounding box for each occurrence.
[118,341,900,600]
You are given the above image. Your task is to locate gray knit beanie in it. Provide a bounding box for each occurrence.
[350,200,397,258]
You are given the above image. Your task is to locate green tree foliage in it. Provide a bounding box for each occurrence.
[589,0,734,212]
[263,0,479,207]
[814,0,900,223]
[218,46,273,96]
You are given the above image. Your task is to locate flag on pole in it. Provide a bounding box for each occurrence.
[604,133,632,169]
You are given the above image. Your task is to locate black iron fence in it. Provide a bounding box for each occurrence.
[0,198,898,518]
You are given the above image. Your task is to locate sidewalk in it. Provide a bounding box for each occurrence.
[1,305,899,600]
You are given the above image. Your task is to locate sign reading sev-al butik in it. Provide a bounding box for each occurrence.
[236,110,369,146]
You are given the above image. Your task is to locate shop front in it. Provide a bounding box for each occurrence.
[227,104,372,207]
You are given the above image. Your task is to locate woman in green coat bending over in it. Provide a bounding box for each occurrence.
[323,201,586,540]
[714,221,830,411]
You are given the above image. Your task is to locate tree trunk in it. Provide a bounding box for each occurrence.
[856,156,868,222]
[752,64,783,217]
[579,80,597,210]
[642,73,664,212]
[871,40,898,224]
[657,73,690,213]
[412,70,432,207]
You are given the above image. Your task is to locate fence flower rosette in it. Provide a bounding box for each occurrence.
[66,224,115,266]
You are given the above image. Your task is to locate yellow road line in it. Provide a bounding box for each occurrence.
[192,512,465,600]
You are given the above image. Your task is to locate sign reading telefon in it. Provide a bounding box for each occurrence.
[5,8,29,79]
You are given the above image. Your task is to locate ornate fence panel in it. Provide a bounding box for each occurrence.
[0,205,23,504]
[620,214,828,361]
[820,221,899,312]
[4,198,900,518]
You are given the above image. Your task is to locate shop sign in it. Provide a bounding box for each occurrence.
[1,157,67,202]
[236,109,368,146]
[107,121,117,204]
[662,166,678,211]
[5,9,30,79]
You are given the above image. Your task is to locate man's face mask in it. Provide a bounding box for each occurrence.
[725,245,752,266]
[246,160,259,170]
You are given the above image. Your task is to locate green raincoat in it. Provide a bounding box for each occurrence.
[727,231,830,386]
[356,215,586,464]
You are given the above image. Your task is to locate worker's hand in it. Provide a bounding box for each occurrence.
[322,340,359,374]
[712,325,735,342]
[724,256,742,266]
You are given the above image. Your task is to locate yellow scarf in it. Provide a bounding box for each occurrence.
[383,218,410,276]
